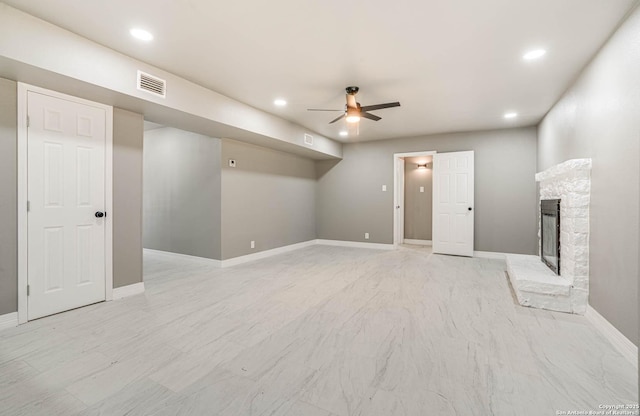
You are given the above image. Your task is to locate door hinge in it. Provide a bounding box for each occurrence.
[27,285,30,296]
[26,116,30,128]
[27,201,30,212]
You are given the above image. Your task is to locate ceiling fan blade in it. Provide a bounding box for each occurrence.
[307,109,343,112]
[329,114,346,124]
[360,102,401,112]
[360,112,382,121]
[346,93,357,108]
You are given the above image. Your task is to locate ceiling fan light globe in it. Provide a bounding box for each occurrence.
[346,115,360,123]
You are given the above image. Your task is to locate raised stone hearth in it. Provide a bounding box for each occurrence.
[506,254,572,311]
[507,159,591,314]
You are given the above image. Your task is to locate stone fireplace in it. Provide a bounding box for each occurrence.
[506,159,592,314]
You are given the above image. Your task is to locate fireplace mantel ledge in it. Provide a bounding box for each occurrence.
[535,158,592,182]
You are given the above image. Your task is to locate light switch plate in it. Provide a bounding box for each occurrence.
[420,186,424,193]
[229,159,236,167]
[364,233,370,239]
[382,185,387,191]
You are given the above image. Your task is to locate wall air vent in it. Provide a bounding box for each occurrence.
[137,71,166,98]
[304,133,313,146]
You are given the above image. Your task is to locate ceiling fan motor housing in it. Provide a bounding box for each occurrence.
[346,106,360,117]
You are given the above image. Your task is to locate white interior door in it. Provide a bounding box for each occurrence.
[432,151,474,257]
[27,91,107,320]
[394,158,405,245]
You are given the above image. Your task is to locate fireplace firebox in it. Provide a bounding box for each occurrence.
[541,199,561,275]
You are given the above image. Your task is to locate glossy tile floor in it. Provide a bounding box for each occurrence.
[0,245,637,415]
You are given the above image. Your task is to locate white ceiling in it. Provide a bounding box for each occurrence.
[4,0,637,142]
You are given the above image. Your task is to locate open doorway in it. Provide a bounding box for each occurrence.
[393,151,436,247]
[403,155,434,245]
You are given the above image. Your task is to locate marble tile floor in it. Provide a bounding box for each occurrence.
[0,245,636,416]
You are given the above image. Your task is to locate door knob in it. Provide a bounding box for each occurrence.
[468,207,473,211]
[95,211,105,218]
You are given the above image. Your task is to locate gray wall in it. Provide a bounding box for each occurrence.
[113,108,144,288]
[404,156,433,241]
[538,5,640,344]
[0,78,17,315]
[317,127,538,254]
[221,139,316,260]
[143,127,222,260]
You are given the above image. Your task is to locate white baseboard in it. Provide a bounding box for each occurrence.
[403,239,432,246]
[113,282,145,300]
[221,240,318,268]
[316,239,395,250]
[0,312,18,332]
[585,305,638,368]
[145,239,395,269]
[143,248,222,267]
[473,251,507,259]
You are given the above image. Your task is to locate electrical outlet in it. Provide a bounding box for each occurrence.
[229,159,236,167]
[250,240,255,249]
[382,185,387,191]
[365,233,369,240]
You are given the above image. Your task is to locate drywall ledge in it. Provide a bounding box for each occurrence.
[0,3,342,161]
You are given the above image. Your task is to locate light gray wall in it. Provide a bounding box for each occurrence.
[538,5,640,345]
[404,156,433,241]
[143,127,222,260]
[317,127,538,254]
[113,108,144,288]
[221,139,316,260]
[0,78,17,315]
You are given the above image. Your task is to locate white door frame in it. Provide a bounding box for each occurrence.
[393,151,437,246]
[17,83,114,324]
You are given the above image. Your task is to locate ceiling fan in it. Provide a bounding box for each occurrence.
[308,86,400,124]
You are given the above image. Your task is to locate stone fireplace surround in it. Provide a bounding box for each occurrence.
[506,159,592,314]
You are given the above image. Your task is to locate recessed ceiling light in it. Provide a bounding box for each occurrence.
[130,28,153,42]
[523,49,546,60]
[504,112,518,119]
[339,131,348,137]
[274,99,287,107]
